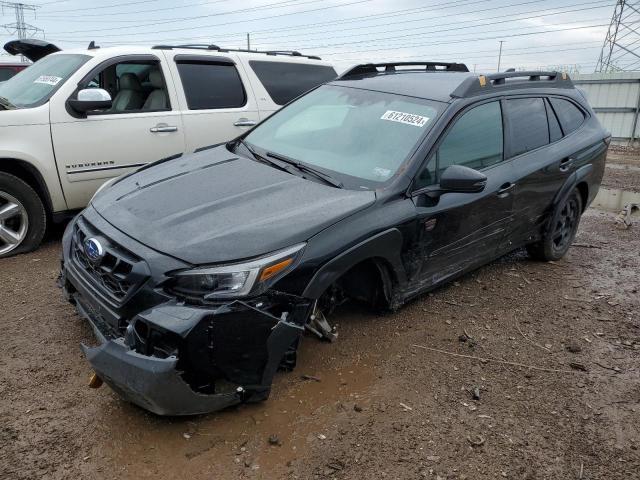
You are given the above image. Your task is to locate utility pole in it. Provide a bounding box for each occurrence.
[497,40,505,72]
[1,1,43,62]
[247,33,250,51]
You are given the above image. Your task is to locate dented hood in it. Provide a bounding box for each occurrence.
[92,147,375,265]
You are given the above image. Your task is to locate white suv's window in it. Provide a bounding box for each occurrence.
[0,54,90,108]
[84,60,170,113]
[249,61,337,105]
[176,61,246,109]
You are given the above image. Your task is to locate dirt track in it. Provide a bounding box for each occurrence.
[1,165,639,479]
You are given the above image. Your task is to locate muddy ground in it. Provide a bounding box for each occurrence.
[1,157,639,479]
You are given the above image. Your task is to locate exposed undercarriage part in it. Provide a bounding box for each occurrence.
[306,301,338,342]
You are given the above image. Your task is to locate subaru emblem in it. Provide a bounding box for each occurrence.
[84,237,104,262]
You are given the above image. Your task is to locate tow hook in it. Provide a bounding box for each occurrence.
[88,372,103,389]
[306,302,338,342]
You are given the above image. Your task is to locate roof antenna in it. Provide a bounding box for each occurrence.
[88,41,100,50]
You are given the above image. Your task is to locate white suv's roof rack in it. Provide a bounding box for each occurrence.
[152,44,322,60]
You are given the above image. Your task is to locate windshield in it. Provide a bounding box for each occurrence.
[244,84,441,186]
[0,54,90,108]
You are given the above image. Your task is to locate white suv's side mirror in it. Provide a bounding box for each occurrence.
[68,88,112,114]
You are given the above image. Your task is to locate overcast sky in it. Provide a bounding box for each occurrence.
[0,0,621,73]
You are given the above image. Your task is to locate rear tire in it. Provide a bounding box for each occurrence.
[527,188,582,261]
[0,172,47,258]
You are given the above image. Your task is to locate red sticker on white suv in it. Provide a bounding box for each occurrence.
[380,110,429,127]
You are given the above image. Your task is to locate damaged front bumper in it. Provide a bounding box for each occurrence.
[82,338,243,416]
[60,214,313,416]
[72,289,311,416]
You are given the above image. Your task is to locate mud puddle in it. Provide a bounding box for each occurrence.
[592,186,640,211]
[95,309,378,479]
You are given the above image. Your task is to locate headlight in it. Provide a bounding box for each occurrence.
[168,243,305,300]
[90,177,117,203]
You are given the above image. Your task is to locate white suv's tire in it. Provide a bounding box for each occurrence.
[0,172,47,258]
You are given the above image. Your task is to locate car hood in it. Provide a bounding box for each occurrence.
[92,147,376,265]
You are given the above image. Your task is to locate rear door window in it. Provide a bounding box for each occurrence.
[504,97,549,157]
[549,97,585,135]
[249,61,337,105]
[176,60,246,109]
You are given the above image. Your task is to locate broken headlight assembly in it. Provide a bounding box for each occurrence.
[166,243,306,300]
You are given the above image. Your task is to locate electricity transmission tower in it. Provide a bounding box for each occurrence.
[1,2,42,62]
[596,0,640,72]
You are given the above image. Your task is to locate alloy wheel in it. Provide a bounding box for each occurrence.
[0,191,29,256]
[551,196,579,253]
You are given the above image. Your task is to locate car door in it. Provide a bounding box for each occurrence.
[164,52,260,152]
[507,96,588,244]
[411,100,517,289]
[50,54,185,209]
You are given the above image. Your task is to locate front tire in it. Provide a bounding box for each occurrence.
[0,172,47,258]
[527,188,582,261]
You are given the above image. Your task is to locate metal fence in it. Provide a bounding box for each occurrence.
[572,72,640,145]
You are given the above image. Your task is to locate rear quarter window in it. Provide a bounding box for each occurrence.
[549,97,585,135]
[249,61,337,105]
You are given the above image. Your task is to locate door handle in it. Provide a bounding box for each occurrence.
[234,118,257,127]
[559,157,575,172]
[497,182,516,197]
[150,124,178,133]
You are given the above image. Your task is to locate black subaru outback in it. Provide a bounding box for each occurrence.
[60,62,608,415]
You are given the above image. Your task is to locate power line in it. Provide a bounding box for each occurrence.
[319,21,615,56]
[46,0,370,35]
[37,0,276,21]
[41,0,166,14]
[250,9,614,53]
[46,0,482,41]
[249,0,561,43]
[249,1,611,49]
[335,40,603,62]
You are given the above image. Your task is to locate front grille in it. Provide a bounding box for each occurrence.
[71,218,149,303]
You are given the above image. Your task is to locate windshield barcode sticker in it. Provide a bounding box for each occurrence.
[34,75,62,86]
[380,110,429,127]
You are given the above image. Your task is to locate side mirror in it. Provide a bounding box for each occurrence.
[439,165,487,193]
[68,88,112,114]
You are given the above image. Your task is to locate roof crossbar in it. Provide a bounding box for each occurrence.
[339,62,469,79]
[152,44,321,60]
[451,71,574,98]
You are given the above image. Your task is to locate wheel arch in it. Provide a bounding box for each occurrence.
[0,158,53,214]
[302,228,407,301]
[576,181,589,212]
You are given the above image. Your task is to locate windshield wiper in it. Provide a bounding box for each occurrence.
[0,96,16,110]
[266,151,344,188]
[237,140,292,174]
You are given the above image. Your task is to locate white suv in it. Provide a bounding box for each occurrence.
[0,41,336,258]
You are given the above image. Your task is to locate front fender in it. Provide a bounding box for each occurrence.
[302,228,406,299]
